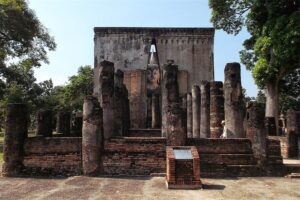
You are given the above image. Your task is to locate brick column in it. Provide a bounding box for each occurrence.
[2,103,28,176]
[97,60,115,139]
[56,110,71,136]
[224,62,245,138]
[151,94,161,128]
[181,94,187,136]
[161,63,186,145]
[210,81,224,138]
[187,93,193,138]
[200,81,210,138]
[246,101,267,165]
[36,109,53,137]
[114,69,129,136]
[123,89,131,136]
[192,85,200,138]
[82,96,103,176]
[286,109,299,158]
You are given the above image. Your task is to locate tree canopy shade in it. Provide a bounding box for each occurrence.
[209,0,300,134]
[0,0,56,68]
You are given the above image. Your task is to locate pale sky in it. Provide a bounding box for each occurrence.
[29,0,258,97]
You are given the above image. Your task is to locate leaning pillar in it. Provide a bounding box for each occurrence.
[286,109,299,158]
[200,81,210,138]
[2,104,28,176]
[224,62,245,138]
[192,85,200,138]
[161,63,186,146]
[210,81,224,138]
[36,109,53,137]
[187,93,193,138]
[246,101,267,165]
[97,60,115,139]
[82,96,103,176]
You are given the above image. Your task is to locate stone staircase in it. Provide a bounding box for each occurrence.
[267,139,284,164]
[187,138,261,177]
[265,139,285,176]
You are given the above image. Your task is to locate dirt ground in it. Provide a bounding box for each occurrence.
[0,176,299,200]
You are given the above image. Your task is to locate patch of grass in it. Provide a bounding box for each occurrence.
[0,136,3,142]
[0,152,3,162]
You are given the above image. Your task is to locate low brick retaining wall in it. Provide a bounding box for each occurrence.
[23,137,82,176]
[103,137,166,176]
[3,136,286,177]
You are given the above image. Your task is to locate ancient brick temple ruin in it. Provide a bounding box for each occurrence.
[2,28,300,181]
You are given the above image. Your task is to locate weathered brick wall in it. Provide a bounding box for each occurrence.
[103,137,166,176]
[187,138,253,154]
[268,136,288,158]
[18,136,287,177]
[187,138,258,177]
[103,138,263,177]
[23,137,82,176]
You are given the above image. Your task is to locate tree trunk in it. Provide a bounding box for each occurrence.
[265,81,279,135]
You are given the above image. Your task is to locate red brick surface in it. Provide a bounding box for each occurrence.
[103,137,166,176]
[23,137,82,175]
[166,146,201,188]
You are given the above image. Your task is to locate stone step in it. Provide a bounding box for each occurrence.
[285,164,300,174]
[265,164,286,176]
[285,173,300,178]
[187,138,254,154]
[150,172,165,177]
[200,164,227,178]
[127,129,161,137]
[267,155,283,164]
[200,153,257,165]
[226,165,261,177]
[267,139,281,147]
[267,146,281,156]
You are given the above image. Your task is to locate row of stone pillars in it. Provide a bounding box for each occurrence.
[186,62,245,139]
[35,109,82,137]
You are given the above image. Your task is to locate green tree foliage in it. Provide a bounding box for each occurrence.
[279,69,300,112]
[0,63,58,129]
[0,0,56,99]
[254,69,300,114]
[209,0,300,132]
[0,0,56,67]
[0,0,56,129]
[0,65,94,130]
[210,0,300,86]
[256,90,266,104]
[61,65,94,111]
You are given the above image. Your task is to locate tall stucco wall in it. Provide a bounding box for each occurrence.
[94,27,215,90]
